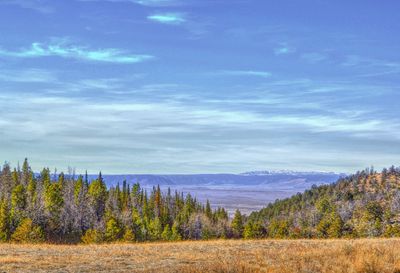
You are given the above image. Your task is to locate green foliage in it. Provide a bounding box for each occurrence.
[231,209,244,238]
[74,175,84,204]
[384,224,400,237]
[268,219,289,238]
[45,183,64,229]
[27,174,37,204]
[11,218,45,243]
[88,176,107,220]
[2,159,399,244]
[81,229,104,244]
[148,217,162,241]
[161,224,172,241]
[250,167,400,240]
[243,220,264,239]
[171,222,182,241]
[0,199,10,241]
[122,228,136,242]
[11,184,27,225]
[105,217,123,242]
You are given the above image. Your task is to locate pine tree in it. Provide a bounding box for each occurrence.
[148,217,162,241]
[205,200,212,220]
[0,199,11,241]
[45,182,64,231]
[88,173,107,221]
[11,218,45,243]
[171,221,182,241]
[243,221,254,239]
[105,217,123,242]
[231,209,244,238]
[81,229,103,244]
[327,212,343,238]
[74,175,84,205]
[123,228,135,242]
[21,158,31,187]
[27,173,37,206]
[11,184,27,228]
[161,224,172,241]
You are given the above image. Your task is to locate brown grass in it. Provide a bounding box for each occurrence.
[0,239,400,272]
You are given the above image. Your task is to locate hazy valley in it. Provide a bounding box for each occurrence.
[95,171,344,215]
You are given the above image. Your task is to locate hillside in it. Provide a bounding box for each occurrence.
[248,166,400,238]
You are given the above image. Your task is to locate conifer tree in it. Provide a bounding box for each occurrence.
[88,173,107,222]
[11,184,27,228]
[105,217,123,242]
[0,199,11,241]
[11,218,45,243]
[171,221,182,241]
[161,224,172,241]
[231,209,244,238]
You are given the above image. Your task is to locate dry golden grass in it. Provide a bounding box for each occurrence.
[0,239,400,272]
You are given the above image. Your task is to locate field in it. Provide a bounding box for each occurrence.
[1,239,400,273]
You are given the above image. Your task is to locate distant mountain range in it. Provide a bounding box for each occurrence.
[240,170,345,176]
[91,171,346,189]
[84,171,346,215]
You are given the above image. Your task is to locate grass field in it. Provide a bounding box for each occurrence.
[0,239,399,273]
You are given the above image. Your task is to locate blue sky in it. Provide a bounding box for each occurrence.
[0,0,399,174]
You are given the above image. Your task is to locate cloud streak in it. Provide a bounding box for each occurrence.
[274,43,296,55]
[0,68,57,83]
[218,70,271,78]
[133,0,182,6]
[0,40,154,64]
[147,12,186,25]
[1,0,54,14]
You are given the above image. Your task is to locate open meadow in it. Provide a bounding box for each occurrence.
[0,239,400,273]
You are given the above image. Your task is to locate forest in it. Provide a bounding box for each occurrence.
[0,159,400,243]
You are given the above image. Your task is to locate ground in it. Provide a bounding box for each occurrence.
[0,239,399,273]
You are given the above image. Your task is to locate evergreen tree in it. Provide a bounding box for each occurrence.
[11,218,45,243]
[88,173,107,222]
[231,209,244,238]
[171,221,182,241]
[11,184,27,228]
[105,217,123,242]
[161,224,172,241]
[0,199,11,241]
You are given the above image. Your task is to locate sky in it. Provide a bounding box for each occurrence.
[0,0,399,174]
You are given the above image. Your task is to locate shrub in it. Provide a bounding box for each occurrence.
[81,229,104,244]
[122,228,136,242]
[105,218,123,242]
[11,218,45,243]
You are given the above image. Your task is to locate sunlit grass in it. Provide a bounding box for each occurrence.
[0,239,400,272]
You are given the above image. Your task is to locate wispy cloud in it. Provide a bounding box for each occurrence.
[133,0,182,6]
[1,0,54,14]
[147,12,186,25]
[342,55,400,78]
[274,43,296,55]
[78,0,182,6]
[0,68,57,83]
[0,40,154,64]
[301,52,327,64]
[217,70,271,78]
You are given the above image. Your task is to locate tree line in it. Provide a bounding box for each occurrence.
[0,159,247,243]
[247,166,400,238]
[1,159,399,243]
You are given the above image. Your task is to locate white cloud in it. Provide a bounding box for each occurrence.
[1,0,54,14]
[0,69,57,83]
[147,12,186,25]
[0,40,154,64]
[218,70,271,78]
